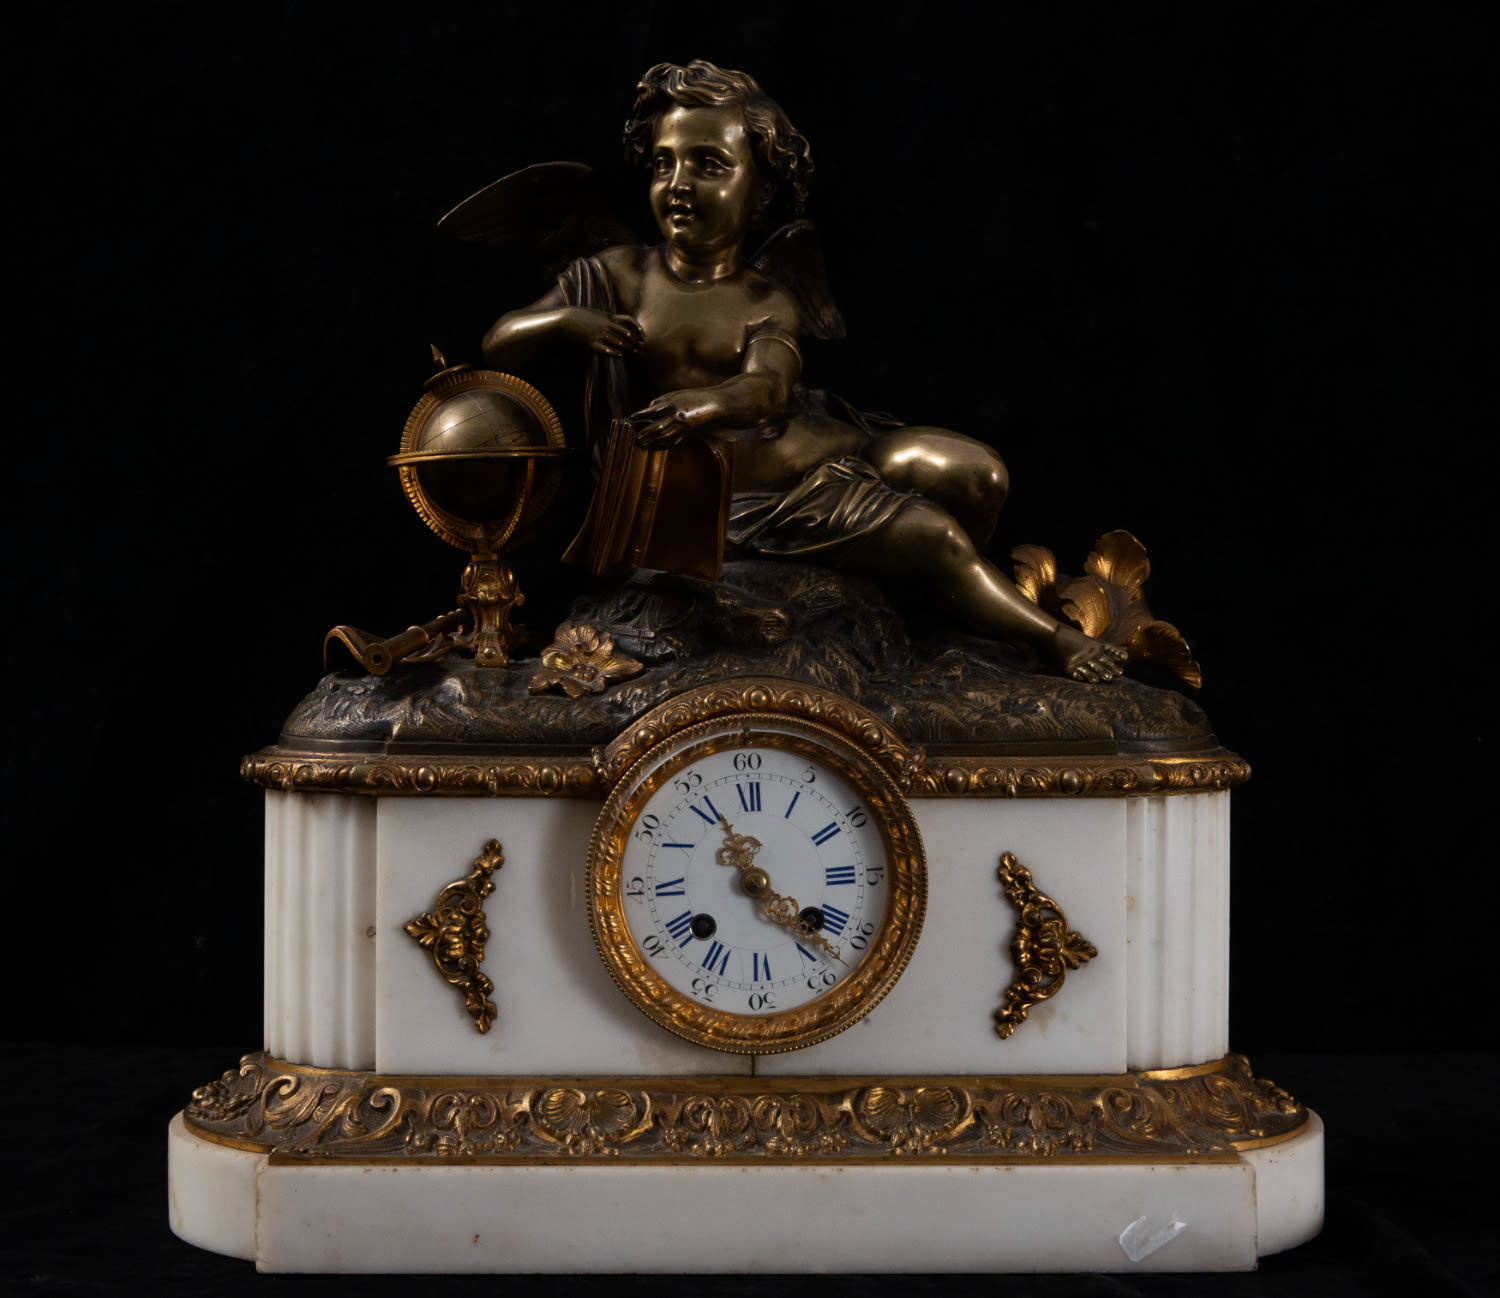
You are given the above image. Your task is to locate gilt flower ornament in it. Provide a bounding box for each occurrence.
[528,622,644,699]
[1012,530,1202,688]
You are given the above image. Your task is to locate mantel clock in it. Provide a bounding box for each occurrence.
[167,56,1323,1276]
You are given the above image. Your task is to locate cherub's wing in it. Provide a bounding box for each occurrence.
[437,161,637,275]
[748,220,848,341]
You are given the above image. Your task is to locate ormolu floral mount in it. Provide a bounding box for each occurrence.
[1012,531,1201,690]
[325,350,567,673]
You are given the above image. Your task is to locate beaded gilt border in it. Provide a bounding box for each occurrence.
[242,750,1250,799]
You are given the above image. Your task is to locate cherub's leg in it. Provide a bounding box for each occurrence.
[840,500,1126,682]
[865,427,1008,547]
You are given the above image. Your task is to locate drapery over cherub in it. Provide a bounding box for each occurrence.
[444,60,1126,683]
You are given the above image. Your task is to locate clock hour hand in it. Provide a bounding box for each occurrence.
[717,818,845,963]
[714,816,762,873]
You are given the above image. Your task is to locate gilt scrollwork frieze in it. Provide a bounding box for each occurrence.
[848,1085,971,1155]
[404,1091,522,1156]
[530,1087,654,1155]
[184,1052,1306,1163]
[404,839,505,1033]
[992,851,1098,1039]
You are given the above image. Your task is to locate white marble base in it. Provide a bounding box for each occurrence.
[180,769,1308,1274]
[167,1113,257,1261]
[168,1110,1323,1272]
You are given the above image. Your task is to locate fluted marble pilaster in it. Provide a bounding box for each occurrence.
[264,790,378,1068]
[1124,791,1230,1070]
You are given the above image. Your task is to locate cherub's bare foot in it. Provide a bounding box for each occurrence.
[1050,625,1128,683]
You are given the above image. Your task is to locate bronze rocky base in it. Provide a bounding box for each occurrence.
[279,560,1214,752]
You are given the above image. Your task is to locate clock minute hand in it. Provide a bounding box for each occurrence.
[757,888,846,964]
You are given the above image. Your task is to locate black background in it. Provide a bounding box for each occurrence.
[8,2,1492,1293]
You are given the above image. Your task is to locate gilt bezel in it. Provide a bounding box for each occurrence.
[587,712,927,1054]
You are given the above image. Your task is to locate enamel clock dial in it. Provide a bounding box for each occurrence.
[587,712,926,1053]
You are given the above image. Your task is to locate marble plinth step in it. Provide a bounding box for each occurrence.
[168,1106,1324,1272]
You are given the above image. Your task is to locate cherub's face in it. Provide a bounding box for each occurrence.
[649,105,767,256]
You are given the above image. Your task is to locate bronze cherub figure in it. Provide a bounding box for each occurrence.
[453,60,1126,683]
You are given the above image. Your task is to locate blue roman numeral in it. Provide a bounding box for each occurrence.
[825,865,856,886]
[661,841,694,851]
[811,822,841,846]
[796,943,818,963]
[785,791,800,818]
[665,911,694,944]
[736,783,762,812]
[821,903,850,936]
[752,952,773,981]
[703,941,731,976]
[690,797,722,826]
[655,877,686,896]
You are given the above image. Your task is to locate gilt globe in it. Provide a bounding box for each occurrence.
[392,369,566,553]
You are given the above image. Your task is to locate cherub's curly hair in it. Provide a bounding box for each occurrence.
[623,60,813,211]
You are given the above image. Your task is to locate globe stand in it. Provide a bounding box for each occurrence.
[457,552,523,667]
[337,357,568,675]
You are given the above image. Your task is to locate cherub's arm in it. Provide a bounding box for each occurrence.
[482,282,642,368]
[631,308,803,449]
